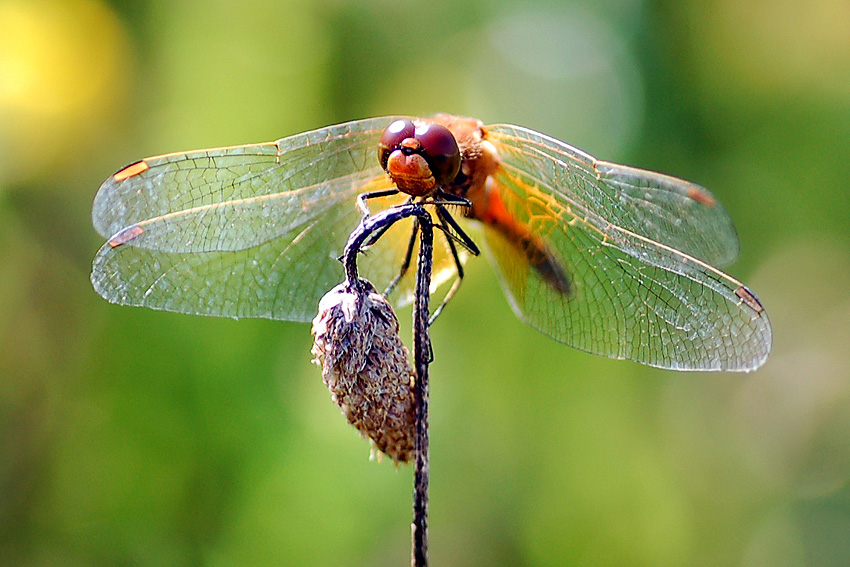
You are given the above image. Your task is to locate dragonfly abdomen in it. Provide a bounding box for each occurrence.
[470,186,571,295]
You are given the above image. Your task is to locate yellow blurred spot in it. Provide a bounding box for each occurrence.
[686,0,850,103]
[0,0,131,185]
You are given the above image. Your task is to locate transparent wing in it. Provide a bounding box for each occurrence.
[479,130,772,371]
[91,116,462,322]
[487,124,740,267]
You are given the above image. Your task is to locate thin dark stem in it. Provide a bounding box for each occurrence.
[412,214,433,567]
[341,202,433,567]
[343,204,426,288]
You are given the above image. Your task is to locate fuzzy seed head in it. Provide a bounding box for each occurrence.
[311,280,414,463]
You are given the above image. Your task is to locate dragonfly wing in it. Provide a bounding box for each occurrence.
[487,125,740,268]
[92,116,423,322]
[476,160,772,371]
[92,179,372,322]
[93,117,410,241]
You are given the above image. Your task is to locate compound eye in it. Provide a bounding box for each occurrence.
[378,119,416,170]
[414,123,461,186]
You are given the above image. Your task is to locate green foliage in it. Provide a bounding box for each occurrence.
[2,0,849,565]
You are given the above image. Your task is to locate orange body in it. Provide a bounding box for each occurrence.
[428,115,572,294]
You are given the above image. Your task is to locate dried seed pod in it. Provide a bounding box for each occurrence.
[311,279,415,463]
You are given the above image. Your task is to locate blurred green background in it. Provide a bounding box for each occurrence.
[3,0,850,565]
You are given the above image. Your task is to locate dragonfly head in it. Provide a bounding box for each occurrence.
[378,119,461,196]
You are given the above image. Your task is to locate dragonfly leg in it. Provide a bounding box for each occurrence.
[361,194,414,250]
[337,190,406,263]
[427,204,480,325]
[433,187,472,208]
[434,202,480,256]
[357,188,401,217]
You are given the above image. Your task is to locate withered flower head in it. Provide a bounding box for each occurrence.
[311,279,414,463]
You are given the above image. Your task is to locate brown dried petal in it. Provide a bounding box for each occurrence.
[311,280,414,463]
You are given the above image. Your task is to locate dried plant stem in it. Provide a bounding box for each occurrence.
[341,204,433,567]
[412,214,433,567]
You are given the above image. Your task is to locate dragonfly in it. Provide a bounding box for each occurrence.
[91,114,772,372]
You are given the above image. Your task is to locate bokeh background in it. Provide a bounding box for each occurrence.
[3,0,850,565]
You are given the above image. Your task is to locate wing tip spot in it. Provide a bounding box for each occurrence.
[735,286,764,314]
[113,160,150,182]
[687,185,717,208]
[109,225,145,247]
